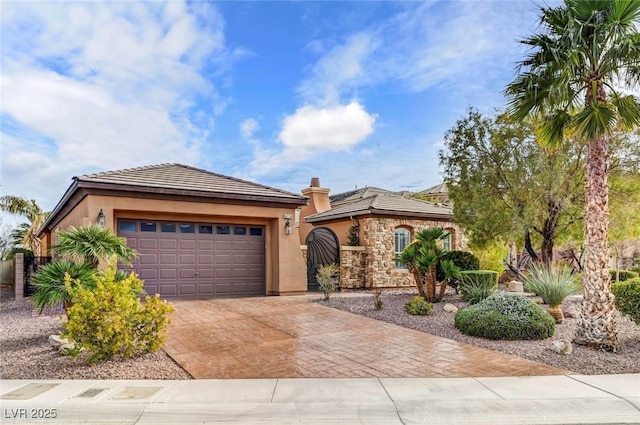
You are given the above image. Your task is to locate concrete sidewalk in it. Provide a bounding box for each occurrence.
[1,375,639,424]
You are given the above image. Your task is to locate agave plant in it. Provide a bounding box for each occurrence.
[522,263,582,324]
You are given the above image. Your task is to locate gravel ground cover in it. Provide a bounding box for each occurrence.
[0,299,192,380]
[321,289,640,375]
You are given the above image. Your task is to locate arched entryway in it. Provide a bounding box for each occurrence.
[305,226,340,291]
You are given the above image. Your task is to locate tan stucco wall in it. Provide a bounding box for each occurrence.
[44,194,307,296]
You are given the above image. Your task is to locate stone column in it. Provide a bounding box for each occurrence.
[14,253,24,300]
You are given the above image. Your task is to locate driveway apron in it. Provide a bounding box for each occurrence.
[164,297,570,379]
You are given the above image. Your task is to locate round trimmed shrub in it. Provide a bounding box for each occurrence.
[610,269,639,282]
[454,292,555,340]
[612,277,640,326]
[436,250,480,281]
[404,296,433,316]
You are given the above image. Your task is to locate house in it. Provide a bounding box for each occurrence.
[37,164,308,298]
[417,182,450,205]
[299,178,465,290]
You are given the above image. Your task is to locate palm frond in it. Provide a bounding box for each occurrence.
[52,225,137,267]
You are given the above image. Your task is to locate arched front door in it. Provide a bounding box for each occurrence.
[305,227,340,291]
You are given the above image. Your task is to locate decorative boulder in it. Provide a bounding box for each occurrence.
[508,280,524,293]
[49,334,70,349]
[443,303,459,314]
[550,339,573,355]
[564,306,580,319]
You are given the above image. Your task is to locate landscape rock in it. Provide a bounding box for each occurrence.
[48,334,69,349]
[507,281,524,293]
[443,303,458,314]
[564,306,580,319]
[58,343,77,355]
[550,339,573,355]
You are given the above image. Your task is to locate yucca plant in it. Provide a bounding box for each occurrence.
[31,261,95,313]
[522,263,582,324]
[316,263,339,301]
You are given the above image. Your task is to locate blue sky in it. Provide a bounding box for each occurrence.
[1,0,549,218]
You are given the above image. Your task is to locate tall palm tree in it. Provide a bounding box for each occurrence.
[505,0,640,351]
[0,195,49,255]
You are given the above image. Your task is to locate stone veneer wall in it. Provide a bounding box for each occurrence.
[360,217,466,289]
[339,246,366,289]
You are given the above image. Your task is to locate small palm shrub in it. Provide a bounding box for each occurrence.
[458,270,498,304]
[316,263,339,300]
[612,277,640,326]
[53,225,137,267]
[610,269,638,283]
[521,264,582,323]
[62,266,175,364]
[454,292,555,340]
[31,261,95,313]
[404,296,433,316]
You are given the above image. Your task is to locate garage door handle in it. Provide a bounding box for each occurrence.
[195,272,199,276]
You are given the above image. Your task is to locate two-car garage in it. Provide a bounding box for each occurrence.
[118,219,266,298]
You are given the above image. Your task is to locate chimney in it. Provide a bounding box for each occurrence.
[302,177,331,214]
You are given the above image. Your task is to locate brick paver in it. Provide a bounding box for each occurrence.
[164,296,570,379]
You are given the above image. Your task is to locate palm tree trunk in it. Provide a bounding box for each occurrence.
[573,134,618,351]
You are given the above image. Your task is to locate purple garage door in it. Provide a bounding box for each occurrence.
[117,220,265,297]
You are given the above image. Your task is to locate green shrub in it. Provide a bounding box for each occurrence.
[522,264,582,307]
[62,266,175,364]
[436,251,480,282]
[458,270,498,304]
[317,263,339,300]
[454,292,555,340]
[612,277,640,326]
[404,296,433,316]
[31,261,95,313]
[610,269,639,282]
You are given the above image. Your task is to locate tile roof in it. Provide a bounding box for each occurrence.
[305,193,453,223]
[76,163,304,200]
[419,182,448,195]
[329,187,396,205]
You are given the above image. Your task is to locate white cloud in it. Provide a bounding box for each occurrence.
[0,1,238,211]
[279,102,375,150]
[240,118,260,140]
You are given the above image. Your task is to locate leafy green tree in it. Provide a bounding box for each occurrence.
[439,109,585,265]
[0,195,49,255]
[505,0,640,351]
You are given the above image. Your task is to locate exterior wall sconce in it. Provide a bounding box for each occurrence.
[97,209,106,227]
[284,213,293,235]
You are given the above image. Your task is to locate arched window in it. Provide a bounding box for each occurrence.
[395,228,411,269]
[442,229,454,251]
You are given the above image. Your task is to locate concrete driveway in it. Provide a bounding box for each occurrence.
[163,296,569,379]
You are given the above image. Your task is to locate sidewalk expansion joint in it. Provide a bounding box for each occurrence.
[565,375,640,413]
[377,377,407,425]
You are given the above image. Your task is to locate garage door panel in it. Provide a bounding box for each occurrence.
[140,253,158,265]
[160,239,178,250]
[140,239,158,249]
[118,220,265,298]
[160,254,177,264]
[159,268,177,279]
[179,254,196,264]
[179,240,196,250]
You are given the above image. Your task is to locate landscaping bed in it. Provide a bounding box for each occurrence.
[0,299,192,380]
[320,289,640,375]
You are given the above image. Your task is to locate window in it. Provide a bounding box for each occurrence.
[161,223,176,233]
[180,224,195,233]
[140,222,157,232]
[216,225,230,235]
[118,221,136,232]
[234,226,247,235]
[199,225,213,234]
[249,227,263,236]
[395,228,411,269]
[442,230,453,251]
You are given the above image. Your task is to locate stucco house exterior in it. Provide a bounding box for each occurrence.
[299,178,466,290]
[37,164,308,298]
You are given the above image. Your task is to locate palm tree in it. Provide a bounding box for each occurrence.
[52,225,137,268]
[505,0,640,351]
[0,195,49,255]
